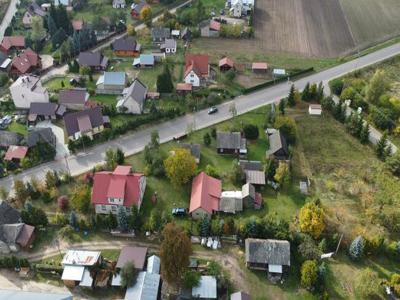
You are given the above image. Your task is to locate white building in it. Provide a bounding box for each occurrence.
[219,191,243,213]
[308,104,322,116]
[10,75,49,109]
[112,0,126,8]
[230,0,254,17]
[116,79,147,114]
[192,276,217,299]
[161,39,177,54]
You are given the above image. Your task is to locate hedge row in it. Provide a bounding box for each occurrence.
[243,67,315,94]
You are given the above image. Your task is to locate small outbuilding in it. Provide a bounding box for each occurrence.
[308,104,322,116]
[4,145,28,162]
[219,57,234,72]
[192,275,217,299]
[252,62,268,73]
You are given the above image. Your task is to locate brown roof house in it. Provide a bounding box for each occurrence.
[217,132,247,155]
[200,19,221,37]
[252,62,268,73]
[10,48,42,77]
[184,54,210,87]
[245,238,290,279]
[111,246,148,286]
[266,130,289,160]
[4,145,28,163]
[112,37,141,57]
[63,106,107,140]
[0,36,25,54]
[28,102,59,124]
[78,52,108,71]
[219,57,234,72]
[59,88,89,110]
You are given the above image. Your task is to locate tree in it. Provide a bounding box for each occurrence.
[105,147,125,170]
[31,16,46,43]
[127,24,136,36]
[302,82,311,101]
[199,216,210,236]
[349,235,365,260]
[70,185,91,213]
[120,262,138,288]
[0,186,8,201]
[79,65,91,76]
[51,28,67,50]
[390,274,400,296]
[148,208,161,232]
[299,202,325,239]
[298,235,322,260]
[274,115,297,144]
[72,30,80,55]
[140,6,153,27]
[274,161,290,186]
[386,152,400,176]
[203,132,211,146]
[231,159,244,184]
[14,180,29,205]
[287,84,296,107]
[45,170,59,189]
[58,195,69,211]
[183,271,201,289]
[366,69,389,104]
[301,260,318,290]
[229,102,237,119]
[164,149,197,186]
[360,123,370,144]
[47,15,57,36]
[329,78,344,96]
[128,205,142,231]
[21,206,48,227]
[157,64,174,93]
[354,268,383,299]
[278,99,285,115]
[376,132,390,161]
[160,223,192,287]
[107,211,118,229]
[69,210,77,228]
[117,206,129,232]
[243,124,259,140]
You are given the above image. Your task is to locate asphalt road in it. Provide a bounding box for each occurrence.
[0,0,19,39]
[2,43,400,194]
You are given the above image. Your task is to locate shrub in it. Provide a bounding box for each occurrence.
[243,124,259,140]
[301,260,318,290]
[205,164,219,178]
[329,78,344,95]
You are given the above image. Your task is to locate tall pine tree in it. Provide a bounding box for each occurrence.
[117,206,129,232]
[376,132,389,160]
[47,15,57,37]
[287,84,296,107]
[72,30,81,55]
[157,64,174,93]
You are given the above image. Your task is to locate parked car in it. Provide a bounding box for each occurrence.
[208,106,218,114]
[172,208,187,216]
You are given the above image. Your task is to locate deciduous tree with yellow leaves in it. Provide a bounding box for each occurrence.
[299,201,325,239]
[164,148,197,186]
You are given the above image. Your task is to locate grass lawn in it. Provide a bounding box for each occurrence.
[7,121,27,135]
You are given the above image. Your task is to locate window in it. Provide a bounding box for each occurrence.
[111,205,117,212]
[101,205,106,211]
[190,74,194,77]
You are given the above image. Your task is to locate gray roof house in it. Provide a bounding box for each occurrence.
[245,238,290,275]
[96,72,127,95]
[0,223,35,254]
[181,143,201,163]
[192,275,217,299]
[0,290,72,300]
[160,38,177,54]
[231,291,252,300]
[28,102,59,123]
[124,271,161,300]
[151,27,171,44]
[217,132,247,155]
[133,54,155,68]
[245,170,266,186]
[116,79,147,114]
[266,130,289,160]
[0,201,21,225]
[59,88,89,110]
[63,106,106,141]
[78,52,108,70]
[0,131,23,148]
[27,127,56,148]
[239,160,262,171]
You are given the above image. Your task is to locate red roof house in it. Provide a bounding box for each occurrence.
[91,165,146,214]
[219,57,234,72]
[184,54,210,87]
[4,145,28,162]
[10,48,41,76]
[189,172,222,219]
[0,36,25,54]
[252,62,268,73]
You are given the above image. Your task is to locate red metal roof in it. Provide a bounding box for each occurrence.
[209,20,221,31]
[91,166,144,207]
[4,145,28,161]
[252,62,268,70]
[176,83,193,91]
[219,57,234,68]
[189,172,221,214]
[184,54,209,78]
[1,36,25,51]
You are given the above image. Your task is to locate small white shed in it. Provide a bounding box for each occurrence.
[308,104,322,116]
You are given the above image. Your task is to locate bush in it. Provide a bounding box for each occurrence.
[301,260,318,290]
[243,124,259,140]
[205,164,219,178]
[349,235,365,260]
[329,78,344,95]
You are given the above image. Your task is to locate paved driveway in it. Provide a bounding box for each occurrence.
[35,121,69,159]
